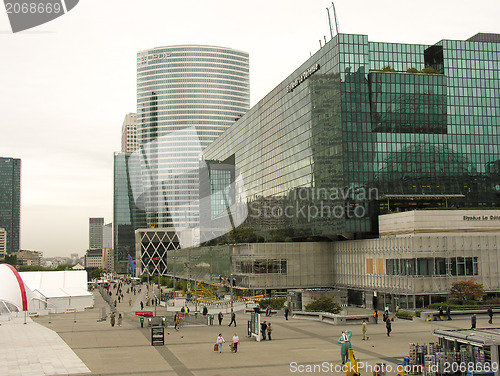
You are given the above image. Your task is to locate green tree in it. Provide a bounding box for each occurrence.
[450,279,485,301]
[87,267,103,281]
[56,264,76,271]
[304,297,342,314]
[17,265,52,272]
[3,254,17,266]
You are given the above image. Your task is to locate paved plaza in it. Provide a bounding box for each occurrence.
[1,285,492,376]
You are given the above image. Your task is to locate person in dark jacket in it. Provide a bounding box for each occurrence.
[446,304,452,320]
[385,318,392,336]
[471,314,477,329]
[488,307,493,324]
[228,310,237,327]
[218,311,223,325]
[261,321,268,340]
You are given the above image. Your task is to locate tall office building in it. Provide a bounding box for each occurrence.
[0,157,21,254]
[0,228,6,260]
[135,45,250,230]
[121,113,138,153]
[88,217,104,249]
[113,152,147,273]
[204,32,500,239]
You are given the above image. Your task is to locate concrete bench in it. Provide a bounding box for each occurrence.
[421,309,500,322]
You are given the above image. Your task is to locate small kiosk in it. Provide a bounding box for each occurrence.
[432,328,500,376]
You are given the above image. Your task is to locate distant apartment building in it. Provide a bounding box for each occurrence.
[102,247,114,272]
[0,228,6,260]
[84,248,103,269]
[14,250,41,266]
[121,113,138,153]
[89,218,104,249]
[0,157,21,254]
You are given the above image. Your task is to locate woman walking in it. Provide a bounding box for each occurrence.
[232,333,239,353]
[216,333,225,353]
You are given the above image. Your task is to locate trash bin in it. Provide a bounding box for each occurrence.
[209,314,214,325]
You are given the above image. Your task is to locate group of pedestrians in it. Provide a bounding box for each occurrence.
[215,333,239,353]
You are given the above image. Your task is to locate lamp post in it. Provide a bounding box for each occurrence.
[229,245,234,312]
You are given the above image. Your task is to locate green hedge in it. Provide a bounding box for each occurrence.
[305,297,342,314]
[396,311,415,320]
[258,298,287,310]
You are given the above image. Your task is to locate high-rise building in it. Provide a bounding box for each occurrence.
[113,152,147,273]
[121,113,138,153]
[103,223,112,248]
[88,218,104,249]
[0,157,21,254]
[203,32,500,239]
[0,228,6,260]
[135,45,250,230]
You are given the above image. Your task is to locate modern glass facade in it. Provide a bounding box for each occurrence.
[136,45,250,230]
[203,33,500,240]
[0,157,20,254]
[88,217,104,249]
[113,152,146,273]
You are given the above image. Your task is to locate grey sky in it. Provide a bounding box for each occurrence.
[0,0,499,257]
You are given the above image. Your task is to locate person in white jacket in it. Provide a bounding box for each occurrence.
[216,333,225,353]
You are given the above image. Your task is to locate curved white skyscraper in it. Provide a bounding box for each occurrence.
[135,45,250,230]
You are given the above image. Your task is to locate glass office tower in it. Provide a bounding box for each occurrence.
[113,152,147,272]
[203,33,500,240]
[0,157,21,254]
[135,45,249,230]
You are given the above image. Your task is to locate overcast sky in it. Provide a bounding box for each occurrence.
[1,0,499,258]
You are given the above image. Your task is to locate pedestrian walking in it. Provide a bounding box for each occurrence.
[471,314,477,329]
[446,304,452,320]
[284,306,289,320]
[439,306,444,321]
[373,309,379,324]
[203,306,208,316]
[110,313,116,327]
[261,320,268,340]
[386,318,392,336]
[337,330,352,364]
[267,323,273,340]
[218,311,223,325]
[140,301,144,310]
[362,320,368,340]
[175,313,180,331]
[266,305,271,317]
[383,310,389,323]
[216,333,225,353]
[128,298,132,307]
[228,310,237,327]
[232,333,239,353]
[488,307,493,324]
[118,313,123,326]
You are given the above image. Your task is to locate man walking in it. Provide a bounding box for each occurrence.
[446,304,452,320]
[386,318,392,336]
[228,310,237,327]
[218,311,223,325]
[488,307,493,324]
[362,320,368,340]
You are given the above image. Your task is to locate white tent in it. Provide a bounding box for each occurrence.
[20,270,94,313]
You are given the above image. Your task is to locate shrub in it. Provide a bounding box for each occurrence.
[450,279,485,301]
[406,67,419,73]
[259,298,287,310]
[420,66,441,74]
[305,297,342,314]
[381,65,396,72]
[396,311,415,320]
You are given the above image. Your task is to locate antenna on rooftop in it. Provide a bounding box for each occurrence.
[326,2,340,39]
